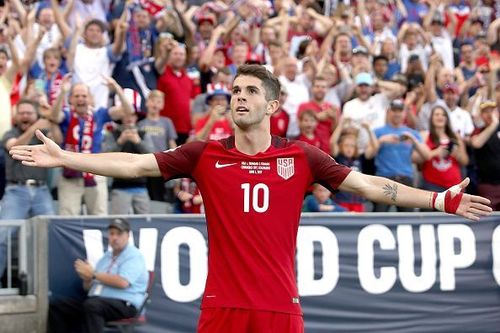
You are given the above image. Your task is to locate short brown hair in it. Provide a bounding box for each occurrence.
[234,64,281,101]
[17,98,39,114]
[43,47,62,61]
[312,76,327,85]
[298,109,317,121]
[85,19,107,33]
[69,83,90,98]
[148,89,165,100]
[268,40,283,49]
[216,67,231,77]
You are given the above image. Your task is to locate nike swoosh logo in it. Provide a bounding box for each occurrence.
[215,161,238,169]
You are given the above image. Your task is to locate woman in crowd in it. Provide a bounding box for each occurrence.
[419,105,469,192]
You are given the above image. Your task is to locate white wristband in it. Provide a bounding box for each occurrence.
[434,183,462,213]
[434,191,445,212]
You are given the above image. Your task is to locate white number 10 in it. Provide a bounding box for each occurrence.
[241,183,269,213]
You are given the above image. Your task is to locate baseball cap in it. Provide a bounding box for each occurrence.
[479,100,497,111]
[197,14,216,26]
[471,18,484,26]
[408,54,420,62]
[246,53,262,65]
[442,83,459,94]
[108,218,131,232]
[431,14,444,25]
[114,88,142,114]
[475,56,489,69]
[206,83,231,104]
[352,46,369,56]
[355,72,374,86]
[390,99,405,110]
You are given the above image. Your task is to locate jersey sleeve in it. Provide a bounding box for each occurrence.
[153,140,207,181]
[297,141,351,191]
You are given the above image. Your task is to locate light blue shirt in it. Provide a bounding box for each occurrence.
[88,243,147,309]
[374,125,422,178]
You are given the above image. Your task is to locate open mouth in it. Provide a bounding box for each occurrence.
[236,106,249,113]
[20,121,32,129]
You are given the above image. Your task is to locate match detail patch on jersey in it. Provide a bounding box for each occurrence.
[241,161,271,174]
[277,158,294,180]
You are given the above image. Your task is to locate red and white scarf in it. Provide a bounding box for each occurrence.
[62,110,96,187]
[47,71,64,106]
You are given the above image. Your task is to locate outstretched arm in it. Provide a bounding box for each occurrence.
[10,130,161,178]
[339,172,492,221]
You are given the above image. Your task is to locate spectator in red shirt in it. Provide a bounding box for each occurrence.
[420,105,469,192]
[296,109,321,149]
[193,84,233,141]
[270,84,290,137]
[297,76,339,154]
[157,44,195,144]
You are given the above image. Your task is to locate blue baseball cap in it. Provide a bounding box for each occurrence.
[205,84,231,104]
[355,72,374,86]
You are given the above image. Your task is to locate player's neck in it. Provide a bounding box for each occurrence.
[234,129,272,156]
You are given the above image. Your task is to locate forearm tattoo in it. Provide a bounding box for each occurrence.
[383,183,398,202]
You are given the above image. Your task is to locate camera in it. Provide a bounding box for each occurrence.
[446,140,456,152]
[399,134,410,141]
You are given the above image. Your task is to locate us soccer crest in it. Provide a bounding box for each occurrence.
[277,158,294,180]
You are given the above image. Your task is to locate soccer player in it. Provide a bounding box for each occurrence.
[10,65,491,332]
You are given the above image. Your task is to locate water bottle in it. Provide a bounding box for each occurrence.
[19,272,27,296]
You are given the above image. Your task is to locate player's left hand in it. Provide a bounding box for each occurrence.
[432,178,492,221]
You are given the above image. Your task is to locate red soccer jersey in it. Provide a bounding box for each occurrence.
[154,136,351,314]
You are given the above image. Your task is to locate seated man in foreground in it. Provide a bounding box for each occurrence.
[48,218,147,333]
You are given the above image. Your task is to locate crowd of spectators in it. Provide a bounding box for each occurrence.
[0,0,498,217]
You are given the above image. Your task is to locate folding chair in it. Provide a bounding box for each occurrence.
[106,271,155,333]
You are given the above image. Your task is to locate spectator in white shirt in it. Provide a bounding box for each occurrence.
[343,72,406,151]
[279,57,310,138]
[423,9,457,70]
[442,83,474,139]
[53,1,128,108]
